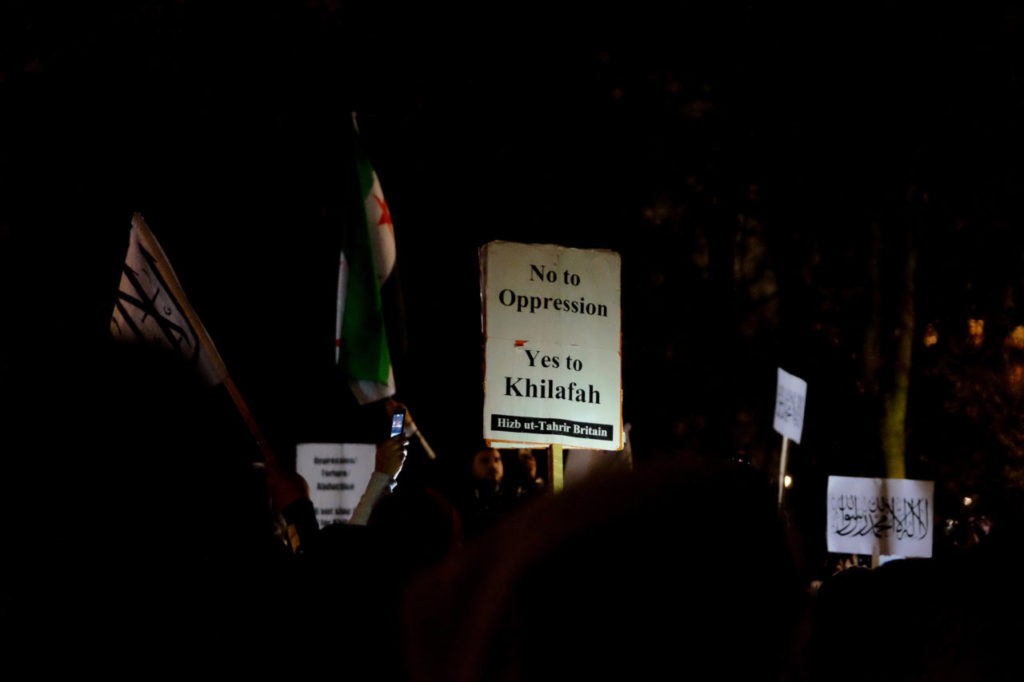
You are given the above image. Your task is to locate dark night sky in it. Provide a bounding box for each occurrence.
[3,2,1024,468]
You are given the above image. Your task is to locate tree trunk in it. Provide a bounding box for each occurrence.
[864,218,916,479]
[882,224,915,479]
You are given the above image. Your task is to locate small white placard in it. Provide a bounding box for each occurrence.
[773,367,808,444]
[296,442,375,527]
[826,475,935,558]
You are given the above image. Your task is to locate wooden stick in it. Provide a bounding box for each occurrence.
[222,374,278,467]
[777,436,790,509]
[548,443,564,493]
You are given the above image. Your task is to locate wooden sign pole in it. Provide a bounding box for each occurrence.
[548,443,564,494]
[777,436,790,509]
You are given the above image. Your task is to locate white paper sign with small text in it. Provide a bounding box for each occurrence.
[480,240,622,450]
[773,367,808,444]
[826,475,935,558]
[295,442,375,527]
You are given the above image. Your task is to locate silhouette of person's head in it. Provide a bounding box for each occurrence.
[369,486,463,575]
[401,451,807,682]
[471,447,503,485]
[517,449,538,480]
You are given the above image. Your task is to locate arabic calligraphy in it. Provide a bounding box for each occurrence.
[829,493,930,540]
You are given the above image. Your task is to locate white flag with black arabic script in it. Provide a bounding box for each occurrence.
[110,212,228,386]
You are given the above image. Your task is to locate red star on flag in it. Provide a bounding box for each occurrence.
[374,192,393,231]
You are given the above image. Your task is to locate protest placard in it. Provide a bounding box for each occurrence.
[480,241,622,450]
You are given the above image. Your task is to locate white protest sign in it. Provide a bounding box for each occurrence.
[295,442,375,527]
[826,475,935,558]
[773,367,807,444]
[480,240,622,450]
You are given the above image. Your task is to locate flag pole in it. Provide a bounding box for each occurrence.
[403,410,437,460]
[414,430,437,460]
[149,267,275,464]
[222,374,278,467]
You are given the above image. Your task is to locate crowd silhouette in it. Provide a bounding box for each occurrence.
[3,327,1024,679]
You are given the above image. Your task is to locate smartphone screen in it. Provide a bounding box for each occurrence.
[390,410,406,437]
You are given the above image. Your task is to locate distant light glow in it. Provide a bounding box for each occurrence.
[963,496,974,507]
[784,474,793,489]
[969,318,985,348]
[1008,364,1024,391]
[1009,325,1024,349]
